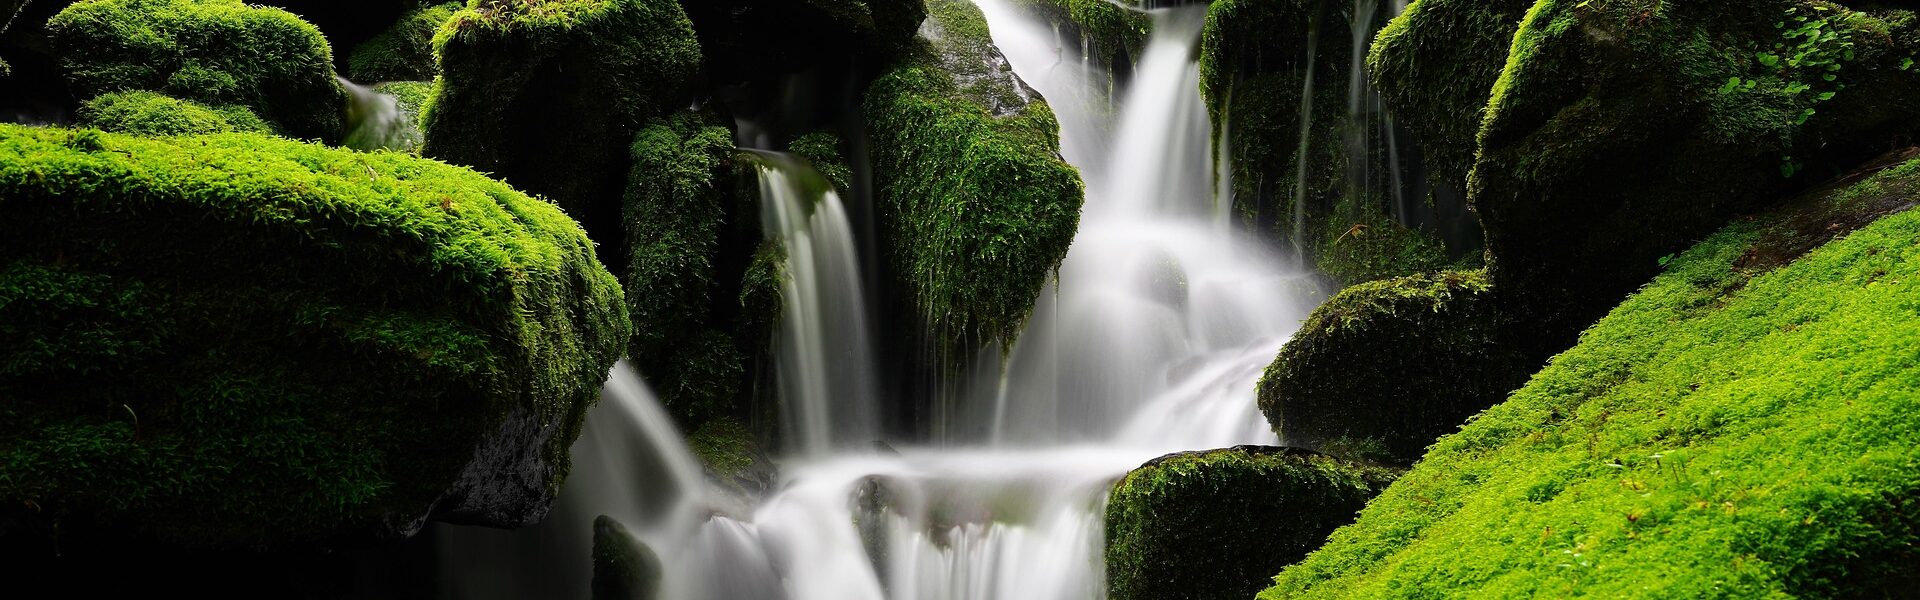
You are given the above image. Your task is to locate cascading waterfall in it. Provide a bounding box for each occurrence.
[1287,9,1321,265]
[339,76,420,152]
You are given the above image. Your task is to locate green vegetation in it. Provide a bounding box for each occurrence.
[1366,0,1533,190]
[687,417,758,479]
[46,0,347,142]
[1264,155,1920,598]
[76,90,272,136]
[423,0,700,240]
[1006,0,1146,95]
[1106,447,1398,600]
[0,124,628,547]
[864,0,1083,360]
[347,1,459,82]
[1258,270,1535,465]
[789,130,853,192]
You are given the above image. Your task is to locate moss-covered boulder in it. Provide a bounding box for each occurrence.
[0,125,628,549]
[1263,151,1920,598]
[864,0,1083,361]
[1472,0,1920,330]
[1106,446,1398,600]
[75,90,272,136]
[591,515,662,600]
[46,0,347,142]
[1257,270,1539,465]
[422,0,701,246]
[347,1,458,82]
[1005,0,1148,96]
[1365,0,1532,192]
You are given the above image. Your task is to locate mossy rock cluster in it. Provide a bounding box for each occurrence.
[1106,446,1398,600]
[1365,0,1532,193]
[346,1,458,82]
[0,125,629,548]
[1257,270,1540,465]
[75,89,272,136]
[1200,0,1460,286]
[422,0,702,249]
[45,0,347,142]
[1263,152,1920,598]
[864,0,1084,363]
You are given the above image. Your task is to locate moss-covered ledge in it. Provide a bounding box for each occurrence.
[864,0,1084,362]
[1264,152,1920,598]
[0,125,628,549]
[1106,446,1398,600]
[348,1,460,82]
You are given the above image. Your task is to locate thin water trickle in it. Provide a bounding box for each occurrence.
[339,76,419,152]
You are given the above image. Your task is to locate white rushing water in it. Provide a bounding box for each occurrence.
[444,3,1326,598]
[340,76,420,152]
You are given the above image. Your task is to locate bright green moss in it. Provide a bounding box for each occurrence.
[1106,447,1398,600]
[46,0,347,142]
[347,2,458,82]
[865,0,1083,361]
[1006,0,1146,88]
[687,417,758,478]
[1264,156,1920,598]
[76,90,272,136]
[789,131,853,192]
[423,0,700,240]
[0,124,629,547]
[375,80,434,129]
[1366,0,1532,189]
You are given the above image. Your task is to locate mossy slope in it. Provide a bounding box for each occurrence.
[0,125,628,548]
[864,0,1083,360]
[422,0,700,247]
[1263,154,1920,597]
[1106,446,1398,600]
[46,0,347,142]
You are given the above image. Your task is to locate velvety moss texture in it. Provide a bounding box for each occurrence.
[864,0,1083,361]
[1366,0,1532,190]
[0,124,628,547]
[46,0,348,142]
[1106,447,1398,600]
[347,1,458,82]
[76,90,272,136]
[1265,155,1920,598]
[423,0,701,245]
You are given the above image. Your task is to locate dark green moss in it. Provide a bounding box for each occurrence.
[347,1,458,82]
[46,0,347,142]
[864,0,1083,361]
[591,515,662,600]
[1366,0,1532,189]
[1264,154,1920,598]
[422,0,700,243]
[686,416,757,479]
[1258,269,1535,465]
[1006,0,1147,93]
[76,90,272,136]
[788,130,853,192]
[0,124,629,548]
[1106,446,1398,600]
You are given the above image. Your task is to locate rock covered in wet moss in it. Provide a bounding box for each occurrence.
[1006,0,1147,93]
[1200,0,1459,286]
[864,0,1083,360]
[1265,152,1920,598]
[0,124,628,548]
[1105,446,1398,600]
[423,0,701,244]
[1366,0,1532,190]
[1257,270,1536,465]
[591,515,662,600]
[76,90,272,136]
[348,1,459,82]
[46,0,347,142]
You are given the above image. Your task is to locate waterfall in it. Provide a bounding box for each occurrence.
[751,150,882,456]
[339,76,419,152]
[1288,8,1321,265]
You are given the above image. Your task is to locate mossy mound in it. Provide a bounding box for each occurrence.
[1106,446,1398,600]
[1366,0,1533,190]
[0,124,628,549]
[1257,270,1538,465]
[422,0,700,247]
[1201,0,1461,286]
[1472,0,1920,330]
[864,0,1083,361]
[347,1,459,82]
[1263,153,1920,597]
[46,0,347,142]
[1006,0,1147,94]
[75,90,271,136]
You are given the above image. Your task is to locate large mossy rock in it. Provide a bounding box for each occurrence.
[1472,0,1920,328]
[347,1,459,82]
[1106,446,1398,600]
[1263,152,1920,598]
[1005,0,1148,93]
[76,90,272,136]
[864,0,1083,361]
[45,0,347,142]
[1257,270,1538,465]
[1200,0,1459,286]
[1365,0,1532,192]
[0,125,629,548]
[422,0,701,248]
